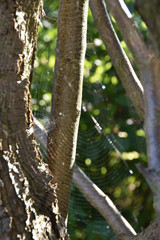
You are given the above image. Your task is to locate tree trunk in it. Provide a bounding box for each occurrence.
[0,1,67,239]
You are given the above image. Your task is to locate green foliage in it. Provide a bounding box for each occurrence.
[32,0,154,239]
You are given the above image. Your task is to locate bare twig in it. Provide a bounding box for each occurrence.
[34,118,136,240]
[42,15,57,22]
[89,0,144,120]
[105,0,148,65]
[41,2,57,22]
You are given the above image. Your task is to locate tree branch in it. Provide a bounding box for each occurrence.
[41,7,57,22]
[105,0,149,65]
[129,219,158,240]
[105,0,160,234]
[104,0,160,234]
[46,0,89,222]
[89,0,144,120]
[73,165,136,240]
[135,0,160,55]
[138,57,160,235]
[34,118,136,240]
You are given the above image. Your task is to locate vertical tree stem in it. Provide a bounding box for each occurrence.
[47,0,89,222]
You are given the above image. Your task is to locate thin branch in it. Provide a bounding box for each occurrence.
[42,15,57,22]
[105,0,149,65]
[41,3,57,22]
[34,118,136,240]
[73,165,136,240]
[89,0,144,120]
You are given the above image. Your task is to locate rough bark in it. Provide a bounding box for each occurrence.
[89,0,144,120]
[0,0,67,239]
[47,0,89,223]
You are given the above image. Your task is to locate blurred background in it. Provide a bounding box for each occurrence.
[31,0,154,239]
